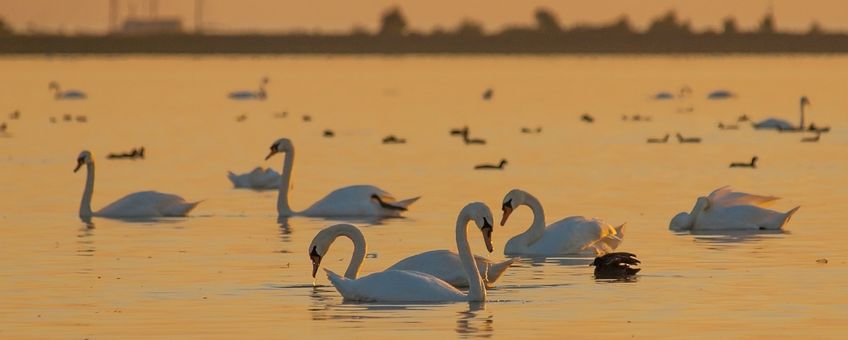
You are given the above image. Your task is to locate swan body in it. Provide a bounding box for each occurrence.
[227,167,281,190]
[669,186,799,231]
[49,82,86,100]
[500,189,625,256]
[228,77,268,100]
[753,96,810,131]
[323,202,494,302]
[74,151,200,219]
[265,138,419,218]
[387,250,514,287]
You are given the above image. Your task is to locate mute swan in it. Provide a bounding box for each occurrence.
[228,77,268,100]
[74,151,201,219]
[309,223,513,287]
[500,189,625,256]
[324,202,494,302]
[227,167,281,190]
[591,252,641,279]
[474,159,507,170]
[669,186,799,231]
[265,138,419,217]
[753,96,810,131]
[730,156,757,168]
[49,82,87,100]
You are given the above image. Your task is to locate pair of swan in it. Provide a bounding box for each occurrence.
[228,77,268,100]
[320,203,496,302]
[49,82,87,100]
[227,167,281,190]
[670,186,799,231]
[74,151,201,219]
[753,96,810,131]
[264,138,419,218]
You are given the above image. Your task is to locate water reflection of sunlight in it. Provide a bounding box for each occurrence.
[683,229,787,245]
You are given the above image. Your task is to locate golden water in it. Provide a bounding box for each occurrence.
[0,56,846,338]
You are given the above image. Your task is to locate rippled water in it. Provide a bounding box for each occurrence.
[1,55,847,338]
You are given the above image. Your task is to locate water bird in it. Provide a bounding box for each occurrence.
[707,90,735,100]
[382,135,406,144]
[521,127,542,133]
[676,133,701,143]
[48,82,87,100]
[227,167,281,190]
[670,186,799,231]
[475,159,507,170]
[718,122,739,130]
[9,110,20,119]
[324,202,494,302]
[581,113,594,123]
[801,132,821,143]
[236,114,247,122]
[730,156,757,168]
[500,189,625,256]
[228,77,268,100]
[807,123,830,133]
[74,151,200,219]
[450,126,468,136]
[302,115,312,122]
[462,130,486,145]
[264,138,419,218]
[482,88,493,101]
[753,96,811,131]
[310,223,513,288]
[107,147,145,160]
[591,252,641,279]
[653,91,674,100]
[646,134,669,143]
[62,114,72,122]
[323,129,334,138]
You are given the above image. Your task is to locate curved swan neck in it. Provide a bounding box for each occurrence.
[799,101,806,130]
[277,149,295,216]
[80,162,94,218]
[456,211,485,301]
[520,193,546,245]
[689,197,709,223]
[328,225,367,279]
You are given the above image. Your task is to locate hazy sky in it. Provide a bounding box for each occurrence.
[0,0,845,34]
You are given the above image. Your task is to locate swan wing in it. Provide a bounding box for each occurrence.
[387,250,511,287]
[303,185,417,217]
[325,269,465,302]
[520,216,613,256]
[695,205,794,230]
[708,186,780,208]
[753,118,793,130]
[97,191,199,218]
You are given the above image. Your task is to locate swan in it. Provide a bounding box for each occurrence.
[49,82,87,100]
[227,166,281,190]
[500,189,625,256]
[753,96,810,131]
[323,202,494,302]
[590,252,641,279]
[669,186,800,231]
[74,151,201,219]
[474,159,507,170]
[265,138,419,217]
[309,223,513,287]
[228,77,268,100]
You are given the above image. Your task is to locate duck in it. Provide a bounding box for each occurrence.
[228,77,268,100]
[474,159,507,170]
[382,135,407,144]
[590,252,641,279]
[450,126,468,136]
[264,138,419,218]
[753,96,810,131]
[500,189,625,256]
[323,129,334,138]
[107,147,145,160]
[462,130,486,145]
[482,88,493,101]
[669,186,799,231]
[310,223,513,288]
[646,134,669,143]
[323,202,495,302]
[49,82,87,100]
[74,151,201,220]
[580,113,594,123]
[227,167,281,190]
[730,156,757,168]
[676,133,701,144]
[520,127,542,134]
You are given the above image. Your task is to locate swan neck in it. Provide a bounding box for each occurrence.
[521,193,546,245]
[689,197,708,223]
[277,149,295,216]
[456,211,485,301]
[80,162,94,218]
[800,102,806,129]
[333,225,367,279]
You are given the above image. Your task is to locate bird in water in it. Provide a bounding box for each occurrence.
[676,133,701,143]
[581,113,594,123]
[450,126,468,136]
[482,88,493,101]
[521,127,542,134]
[590,252,641,279]
[382,135,406,144]
[475,159,507,170]
[462,130,486,145]
[323,129,334,138]
[646,134,669,143]
[729,156,757,168]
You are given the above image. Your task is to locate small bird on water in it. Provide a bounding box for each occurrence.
[590,252,641,279]
[474,159,507,170]
[729,156,757,168]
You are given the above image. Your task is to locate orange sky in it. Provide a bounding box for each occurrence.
[0,0,845,34]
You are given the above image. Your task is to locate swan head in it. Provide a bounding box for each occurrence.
[307,224,357,278]
[669,212,693,231]
[500,189,529,226]
[74,151,93,172]
[265,138,293,160]
[800,96,811,107]
[462,202,495,253]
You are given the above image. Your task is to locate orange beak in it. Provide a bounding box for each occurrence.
[500,206,513,226]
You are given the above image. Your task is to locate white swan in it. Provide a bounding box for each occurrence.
[228,77,268,100]
[500,189,625,256]
[753,96,810,131]
[323,202,493,302]
[265,138,419,218]
[49,81,87,100]
[74,151,201,219]
[227,167,281,190]
[309,224,512,287]
[669,186,800,231]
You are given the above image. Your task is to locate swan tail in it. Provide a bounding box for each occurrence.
[324,269,353,298]
[484,258,516,284]
[162,200,203,217]
[394,196,421,209]
[781,206,801,227]
[227,171,239,185]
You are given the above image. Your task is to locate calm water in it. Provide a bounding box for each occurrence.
[1,55,847,338]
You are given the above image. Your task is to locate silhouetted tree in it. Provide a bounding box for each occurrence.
[379,7,407,37]
[646,10,691,35]
[0,17,12,35]
[758,10,775,33]
[603,15,634,35]
[454,19,484,37]
[722,17,738,34]
[808,22,822,35]
[534,8,561,33]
